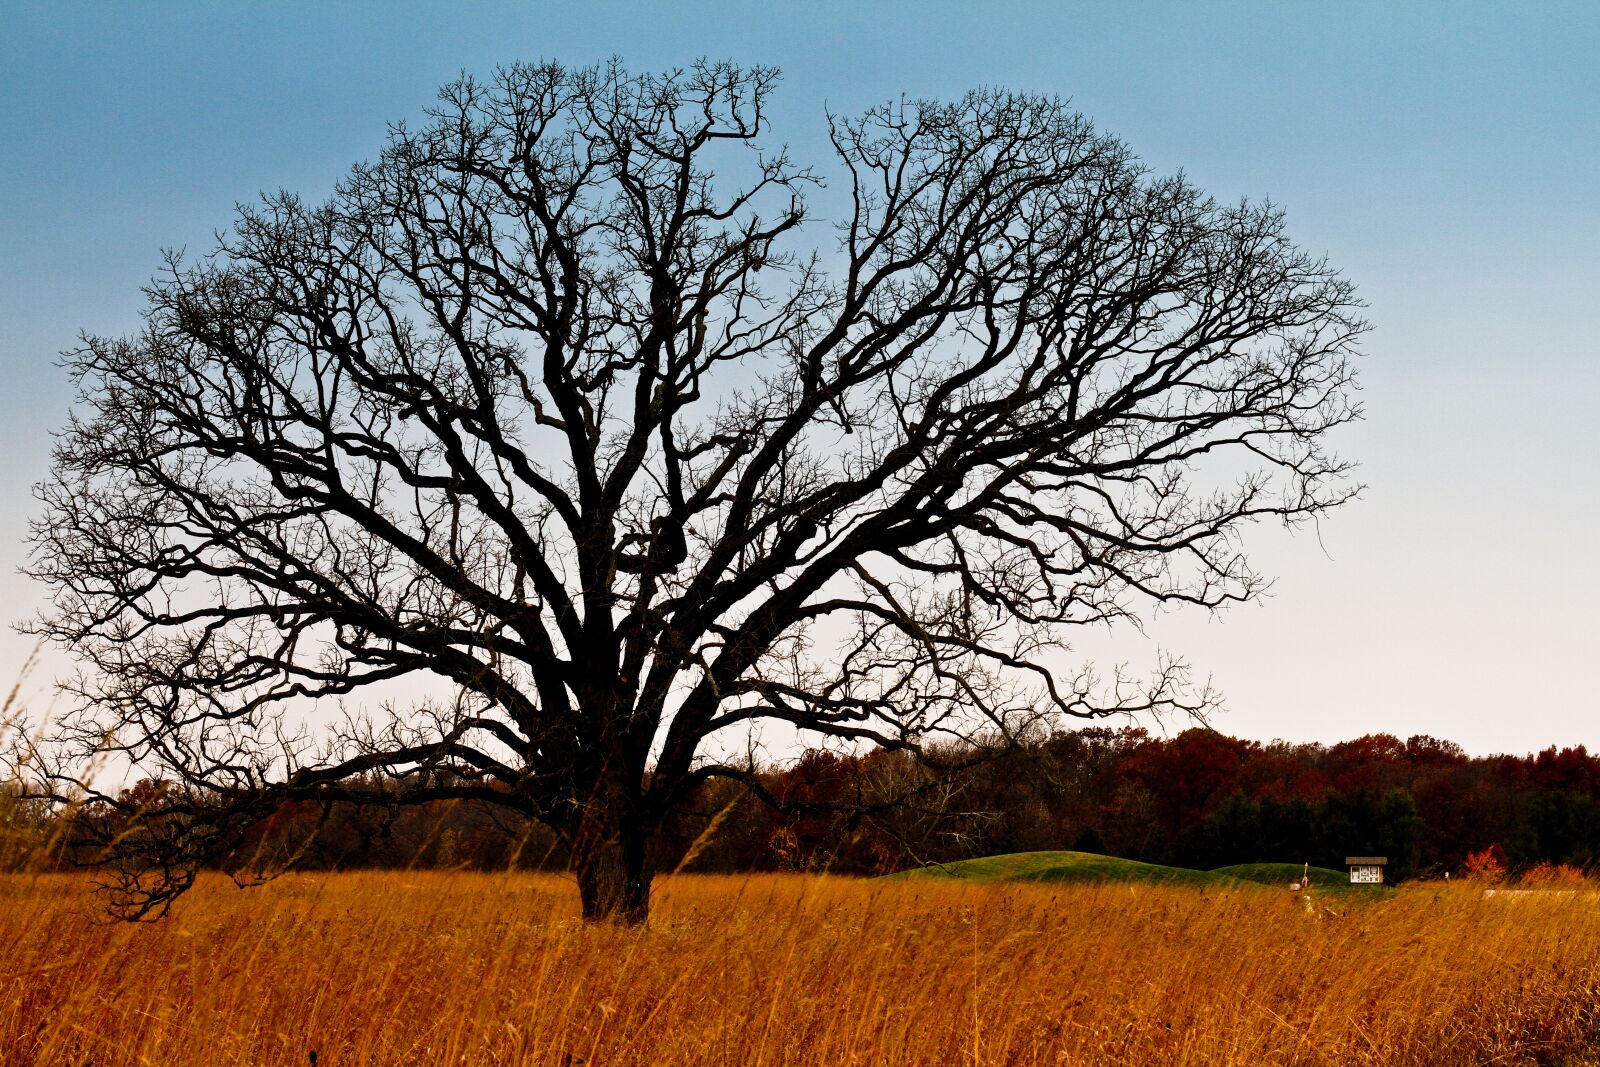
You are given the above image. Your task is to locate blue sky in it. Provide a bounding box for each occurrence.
[2,1,1597,753]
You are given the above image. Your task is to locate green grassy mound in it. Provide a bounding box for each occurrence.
[891,852,1394,894]
[892,850,1253,889]
[1212,862,1348,888]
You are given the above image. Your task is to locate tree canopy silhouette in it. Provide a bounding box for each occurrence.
[24,59,1363,922]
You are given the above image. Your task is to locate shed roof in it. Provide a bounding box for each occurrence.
[1345,856,1388,865]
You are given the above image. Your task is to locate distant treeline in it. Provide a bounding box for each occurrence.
[9,728,1600,881]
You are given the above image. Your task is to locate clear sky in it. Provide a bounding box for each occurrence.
[2,1,1596,755]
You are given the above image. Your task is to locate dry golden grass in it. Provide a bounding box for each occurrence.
[4,871,1600,1066]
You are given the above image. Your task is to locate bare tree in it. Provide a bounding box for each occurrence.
[22,59,1363,923]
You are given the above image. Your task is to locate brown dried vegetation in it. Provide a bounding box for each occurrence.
[4,872,1600,1065]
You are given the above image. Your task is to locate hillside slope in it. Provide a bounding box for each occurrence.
[1213,862,1349,888]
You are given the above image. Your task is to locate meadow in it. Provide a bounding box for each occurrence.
[4,871,1600,1066]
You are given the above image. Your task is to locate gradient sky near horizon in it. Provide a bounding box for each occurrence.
[2,1,1596,756]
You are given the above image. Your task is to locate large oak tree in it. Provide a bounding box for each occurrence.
[25,60,1362,922]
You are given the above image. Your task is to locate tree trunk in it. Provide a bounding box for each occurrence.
[573,797,653,925]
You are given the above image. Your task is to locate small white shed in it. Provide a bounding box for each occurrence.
[1345,856,1388,884]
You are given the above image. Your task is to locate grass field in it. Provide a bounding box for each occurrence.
[888,849,1249,887]
[894,852,1394,905]
[1212,862,1351,888]
[5,871,1600,1065]
[890,850,1360,893]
